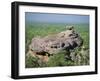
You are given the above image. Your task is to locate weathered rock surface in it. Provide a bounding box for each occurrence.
[28,26,83,62]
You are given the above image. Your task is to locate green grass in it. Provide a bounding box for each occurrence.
[25,23,89,68]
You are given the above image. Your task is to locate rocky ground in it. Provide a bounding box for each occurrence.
[26,26,85,64]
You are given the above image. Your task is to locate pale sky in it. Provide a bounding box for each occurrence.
[25,12,89,24]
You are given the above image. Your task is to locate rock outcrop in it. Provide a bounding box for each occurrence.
[27,26,83,62]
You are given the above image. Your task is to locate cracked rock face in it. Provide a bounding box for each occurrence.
[29,26,83,55]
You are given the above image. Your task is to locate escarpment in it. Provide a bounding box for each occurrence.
[27,26,83,62]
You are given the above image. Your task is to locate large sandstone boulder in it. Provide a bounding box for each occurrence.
[29,26,83,56]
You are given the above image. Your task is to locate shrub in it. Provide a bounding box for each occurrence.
[25,54,47,68]
[25,55,39,68]
[47,51,74,67]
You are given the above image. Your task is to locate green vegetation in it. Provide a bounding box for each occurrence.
[26,54,47,68]
[26,55,39,68]
[25,23,89,68]
[47,50,74,67]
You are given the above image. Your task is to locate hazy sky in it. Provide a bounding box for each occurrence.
[25,12,89,24]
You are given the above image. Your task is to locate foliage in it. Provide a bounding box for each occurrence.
[47,50,74,67]
[70,47,89,66]
[25,55,39,68]
[25,54,47,68]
